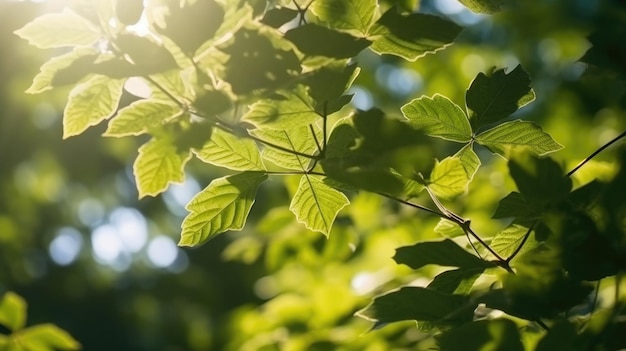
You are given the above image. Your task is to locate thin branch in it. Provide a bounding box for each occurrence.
[567,130,626,177]
[375,192,447,218]
[506,221,537,263]
[464,226,509,269]
[322,101,328,156]
[310,124,323,153]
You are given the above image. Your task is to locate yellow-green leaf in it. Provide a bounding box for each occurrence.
[289,175,349,236]
[454,143,481,180]
[104,100,183,137]
[133,137,191,198]
[63,75,125,138]
[401,94,472,142]
[242,89,320,129]
[19,324,81,351]
[193,128,265,171]
[253,126,321,170]
[179,172,267,246]
[310,0,378,36]
[475,120,563,157]
[0,292,27,331]
[14,9,101,49]
[428,157,469,200]
[26,48,98,94]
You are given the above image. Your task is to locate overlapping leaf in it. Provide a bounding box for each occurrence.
[428,157,469,200]
[14,8,101,49]
[243,88,320,129]
[193,129,265,171]
[454,143,481,180]
[179,172,267,246]
[436,319,524,351]
[285,23,371,59]
[253,126,321,170]
[105,100,183,137]
[133,137,191,198]
[489,224,537,258]
[394,239,494,269]
[401,94,472,142]
[475,120,563,157]
[289,175,349,236]
[26,48,98,94]
[310,0,378,36]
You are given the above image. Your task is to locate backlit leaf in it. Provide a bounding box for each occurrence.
[179,172,267,246]
[19,324,81,350]
[285,24,371,59]
[133,137,191,198]
[490,224,537,258]
[466,65,535,130]
[434,218,465,237]
[475,120,563,157]
[454,143,481,180]
[0,292,27,331]
[428,267,484,294]
[369,9,463,61]
[63,75,125,138]
[14,9,101,49]
[104,100,183,137]
[492,192,537,219]
[401,94,471,142]
[26,48,98,94]
[254,126,321,170]
[243,89,320,129]
[428,157,469,200]
[193,128,265,171]
[289,175,349,236]
[458,0,504,14]
[310,0,378,36]
[394,239,494,269]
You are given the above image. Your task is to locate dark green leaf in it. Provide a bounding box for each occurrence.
[458,0,504,14]
[508,153,572,209]
[369,8,463,61]
[427,267,485,294]
[285,24,371,59]
[535,320,585,351]
[394,239,495,269]
[492,192,537,219]
[436,319,524,351]
[261,7,298,28]
[114,33,179,75]
[356,287,473,326]
[303,63,360,114]
[466,65,535,130]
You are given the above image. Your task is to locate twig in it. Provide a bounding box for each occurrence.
[506,221,537,263]
[567,131,626,177]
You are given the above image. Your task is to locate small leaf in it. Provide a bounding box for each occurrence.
[369,9,463,61]
[394,238,494,269]
[458,0,504,14]
[254,127,321,170]
[261,7,298,28]
[19,324,81,350]
[179,172,267,246]
[310,0,378,35]
[436,319,524,351]
[303,63,360,114]
[492,192,537,219]
[428,157,469,200]
[285,24,371,59]
[434,218,465,237]
[401,94,472,142]
[193,129,265,171]
[242,90,320,129]
[475,120,563,157]
[356,287,473,326]
[26,48,98,94]
[454,143,480,180]
[104,100,183,137]
[133,137,191,198]
[0,292,27,331]
[14,9,101,49]
[63,75,125,138]
[490,224,537,258]
[428,267,484,294]
[466,65,535,130]
[289,175,349,236]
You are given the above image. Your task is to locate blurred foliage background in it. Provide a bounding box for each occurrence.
[1,0,625,350]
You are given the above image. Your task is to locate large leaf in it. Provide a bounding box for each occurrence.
[394,239,494,269]
[133,137,191,198]
[26,48,98,94]
[193,128,265,171]
[466,65,535,130]
[289,175,349,236]
[490,224,538,258]
[369,9,463,61]
[0,292,26,331]
[428,157,469,200]
[401,94,472,142]
[357,287,473,326]
[63,75,125,138]
[179,172,267,246]
[104,100,183,137]
[475,120,563,157]
[436,319,524,351]
[310,0,378,36]
[14,9,101,49]
[254,126,321,170]
[427,267,485,294]
[492,192,537,219]
[19,324,81,350]
[284,23,371,59]
[458,0,504,14]
[242,89,320,129]
[508,153,572,208]
[454,143,481,180]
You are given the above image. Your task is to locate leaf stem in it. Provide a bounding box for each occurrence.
[375,192,446,218]
[567,130,626,177]
[506,221,536,263]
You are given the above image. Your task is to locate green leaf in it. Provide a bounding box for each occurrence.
[454,143,481,180]
[19,324,81,350]
[490,224,537,258]
[475,120,563,157]
[0,292,27,331]
[133,137,191,198]
[150,69,196,104]
[253,126,321,170]
[492,192,537,219]
[26,48,98,94]
[356,287,473,326]
[466,65,535,130]
[434,218,465,237]
[310,0,378,36]
[104,100,183,137]
[369,9,463,61]
[193,128,265,171]
[261,7,299,28]
[436,319,524,351]
[535,320,582,351]
[303,63,360,114]
[458,0,504,14]
[394,238,494,269]
[289,175,349,236]
[401,94,472,142]
[179,172,267,246]
[242,89,320,129]
[14,9,101,49]
[428,157,469,200]
[62,75,125,138]
[427,267,484,294]
[508,153,572,208]
[284,24,371,59]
